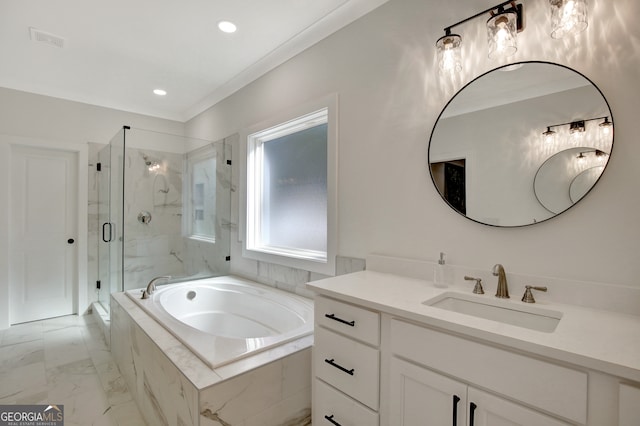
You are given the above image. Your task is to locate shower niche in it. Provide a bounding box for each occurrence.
[96,127,233,312]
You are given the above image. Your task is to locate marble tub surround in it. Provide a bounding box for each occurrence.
[307,255,640,382]
[92,301,111,347]
[236,255,366,299]
[111,291,312,426]
[0,314,145,426]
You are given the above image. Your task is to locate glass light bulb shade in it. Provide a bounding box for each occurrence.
[599,118,613,136]
[487,11,518,60]
[542,127,556,144]
[550,0,588,39]
[436,33,462,75]
[569,121,585,134]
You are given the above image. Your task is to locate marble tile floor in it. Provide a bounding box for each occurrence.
[0,314,147,426]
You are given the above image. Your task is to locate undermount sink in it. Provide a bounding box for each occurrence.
[423,292,562,333]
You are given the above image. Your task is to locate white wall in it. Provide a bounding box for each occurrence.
[185,0,640,288]
[0,87,183,328]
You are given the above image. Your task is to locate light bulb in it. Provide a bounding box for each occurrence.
[487,12,517,59]
[218,21,237,33]
[550,0,588,39]
[542,127,556,144]
[599,117,613,136]
[436,33,462,75]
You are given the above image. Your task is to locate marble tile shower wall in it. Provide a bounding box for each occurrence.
[88,140,233,300]
[123,147,186,288]
[87,143,187,293]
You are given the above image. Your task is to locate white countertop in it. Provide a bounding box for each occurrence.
[307,270,640,382]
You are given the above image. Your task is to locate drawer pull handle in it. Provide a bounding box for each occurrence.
[324,358,354,375]
[324,313,355,327]
[470,402,477,426]
[324,414,341,425]
[452,395,460,426]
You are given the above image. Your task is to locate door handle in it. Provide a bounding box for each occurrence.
[102,222,112,243]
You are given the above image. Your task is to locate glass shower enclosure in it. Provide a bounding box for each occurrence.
[96,127,232,311]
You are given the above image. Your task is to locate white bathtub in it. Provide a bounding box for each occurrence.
[125,275,314,368]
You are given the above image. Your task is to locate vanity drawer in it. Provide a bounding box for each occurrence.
[313,379,379,426]
[390,319,587,424]
[315,296,380,346]
[314,326,380,410]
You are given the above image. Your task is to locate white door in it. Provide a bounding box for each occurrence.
[389,357,468,426]
[10,145,78,324]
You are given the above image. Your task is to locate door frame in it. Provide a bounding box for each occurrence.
[0,134,88,329]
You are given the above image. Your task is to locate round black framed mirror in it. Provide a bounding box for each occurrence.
[428,61,614,227]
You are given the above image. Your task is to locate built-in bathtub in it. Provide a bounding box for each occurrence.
[125,275,314,368]
[111,275,314,426]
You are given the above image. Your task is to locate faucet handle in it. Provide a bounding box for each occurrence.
[464,276,484,294]
[521,285,547,303]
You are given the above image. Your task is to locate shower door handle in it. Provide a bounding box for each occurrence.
[102,222,113,243]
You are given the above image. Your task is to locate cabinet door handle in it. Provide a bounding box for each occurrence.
[324,414,341,425]
[452,395,460,426]
[470,402,477,426]
[324,313,355,327]
[324,358,354,375]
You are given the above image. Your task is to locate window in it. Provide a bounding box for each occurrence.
[244,97,337,275]
[187,146,217,241]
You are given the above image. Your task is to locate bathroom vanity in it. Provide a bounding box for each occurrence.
[307,256,640,425]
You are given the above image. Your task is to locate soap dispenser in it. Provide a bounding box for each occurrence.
[433,252,450,288]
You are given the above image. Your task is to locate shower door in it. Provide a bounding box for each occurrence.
[96,128,125,309]
[96,144,111,307]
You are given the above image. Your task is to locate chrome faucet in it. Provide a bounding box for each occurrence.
[141,275,172,299]
[492,264,509,299]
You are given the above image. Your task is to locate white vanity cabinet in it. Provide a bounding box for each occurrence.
[388,318,586,425]
[312,296,381,425]
[390,357,568,425]
[619,383,640,426]
[389,356,468,425]
[308,268,640,426]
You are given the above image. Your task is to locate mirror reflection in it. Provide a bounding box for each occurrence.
[428,61,613,227]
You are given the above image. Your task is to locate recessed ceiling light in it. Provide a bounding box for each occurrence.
[153,89,167,96]
[218,21,237,33]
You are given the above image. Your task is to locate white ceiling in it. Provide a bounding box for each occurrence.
[0,0,388,122]
[441,63,591,119]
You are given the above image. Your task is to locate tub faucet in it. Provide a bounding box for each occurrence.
[492,264,509,299]
[141,275,172,299]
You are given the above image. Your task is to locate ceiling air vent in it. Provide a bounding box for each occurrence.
[29,27,65,48]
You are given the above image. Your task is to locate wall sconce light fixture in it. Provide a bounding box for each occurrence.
[486,5,520,59]
[576,149,608,161]
[549,0,588,39]
[436,29,462,75]
[437,1,524,74]
[569,120,586,135]
[542,126,556,144]
[543,116,613,142]
[599,117,613,135]
[438,1,590,78]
